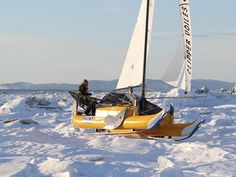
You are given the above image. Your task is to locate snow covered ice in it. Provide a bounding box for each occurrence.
[0,90,235,177]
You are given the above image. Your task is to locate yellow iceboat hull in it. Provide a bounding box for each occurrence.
[110,121,198,137]
[71,105,203,138]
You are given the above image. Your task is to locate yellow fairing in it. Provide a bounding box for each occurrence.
[72,106,126,129]
[72,114,105,129]
[121,113,160,129]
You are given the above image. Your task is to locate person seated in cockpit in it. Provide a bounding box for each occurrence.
[77,79,96,115]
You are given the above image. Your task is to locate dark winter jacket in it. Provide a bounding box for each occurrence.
[79,83,88,95]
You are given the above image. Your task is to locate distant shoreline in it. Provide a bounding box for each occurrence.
[0,79,234,91]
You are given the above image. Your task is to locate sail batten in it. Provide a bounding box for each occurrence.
[116,0,155,90]
[162,0,193,92]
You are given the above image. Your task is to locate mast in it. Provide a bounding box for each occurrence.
[141,0,150,99]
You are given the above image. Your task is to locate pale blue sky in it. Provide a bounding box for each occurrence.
[0,0,235,84]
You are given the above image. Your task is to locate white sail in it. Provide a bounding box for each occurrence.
[162,42,186,90]
[116,0,155,90]
[162,0,192,92]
